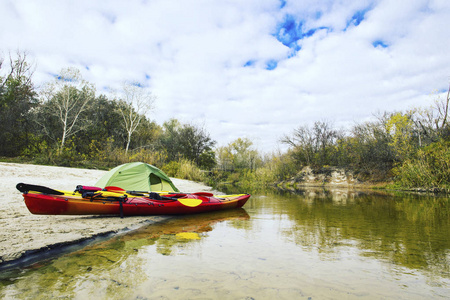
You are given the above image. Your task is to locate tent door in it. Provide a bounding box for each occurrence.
[149,173,162,191]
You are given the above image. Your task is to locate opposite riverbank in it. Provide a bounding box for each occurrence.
[275,166,450,194]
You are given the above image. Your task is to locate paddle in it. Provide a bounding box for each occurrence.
[104,186,213,197]
[104,186,204,207]
[16,183,65,195]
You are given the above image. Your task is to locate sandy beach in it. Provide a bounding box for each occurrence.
[0,162,214,267]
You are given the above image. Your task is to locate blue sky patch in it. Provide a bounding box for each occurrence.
[244,60,256,67]
[372,40,388,48]
[266,60,278,70]
[346,6,373,29]
[131,82,143,87]
[306,26,329,37]
[287,49,298,59]
[274,14,329,51]
[274,15,303,51]
[50,72,77,82]
[314,11,322,20]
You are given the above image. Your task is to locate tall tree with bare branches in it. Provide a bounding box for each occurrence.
[411,84,450,145]
[117,82,155,153]
[38,68,95,152]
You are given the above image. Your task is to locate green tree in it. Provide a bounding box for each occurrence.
[130,117,161,151]
[385,112,414,162]
[0,51,38,156]
[72,94,127,157]
[217,138,260,171]
[84,94,126,145]
[394,140,450,189]
[343,117,394,179]
[216,145,234,171]
[177,123,216,167]
[158,119,216,168]
[159,119,182,162]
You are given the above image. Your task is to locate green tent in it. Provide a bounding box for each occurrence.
[95,162,179,192]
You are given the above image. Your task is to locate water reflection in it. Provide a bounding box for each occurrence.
[272,188,450,278]
[1,189,449,299]
[0,209,249,299]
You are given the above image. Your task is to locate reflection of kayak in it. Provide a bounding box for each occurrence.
[16,183,250,217]
[114,208,250,254]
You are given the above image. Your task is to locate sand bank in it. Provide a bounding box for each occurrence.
[0,162,214,266]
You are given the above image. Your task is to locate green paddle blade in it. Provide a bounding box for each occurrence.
[178,198,203,207]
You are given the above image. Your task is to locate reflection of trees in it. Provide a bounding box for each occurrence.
[0,209,249,299]
[271,189,450,280]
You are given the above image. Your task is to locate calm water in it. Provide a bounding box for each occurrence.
[1,189,449,299]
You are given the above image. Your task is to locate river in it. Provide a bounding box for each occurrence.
[0,188,449,299]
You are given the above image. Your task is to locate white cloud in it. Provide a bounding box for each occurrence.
[1,0,450,153]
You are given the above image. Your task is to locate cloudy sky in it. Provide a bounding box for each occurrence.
[1,0,450,153]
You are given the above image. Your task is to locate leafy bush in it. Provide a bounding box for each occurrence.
[162,159,204,182]
[394,140,450,190]
[177,159,205,182]
[161,161,180,177]
[238,167,277,191]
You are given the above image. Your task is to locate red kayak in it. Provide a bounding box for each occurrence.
[16,183,250,217]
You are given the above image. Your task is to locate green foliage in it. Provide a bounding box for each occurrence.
[158,119,216,168]
[177,159,205,182]
[20,134,49,157]
[239,167,277,191]
[128,148,167,168]
[161,159,205,182]
[272,153,298,181]
[216,138,260,171]
[335,120,395,180]
[80,95,128,149]
[385,112,414,161]
[202,169,231,188]
[281,121,339,168]
[198,149,216,169]
[0,52,38,156]
[210,137,280,192]
[161,161,181,177]
[394,140,450,190]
